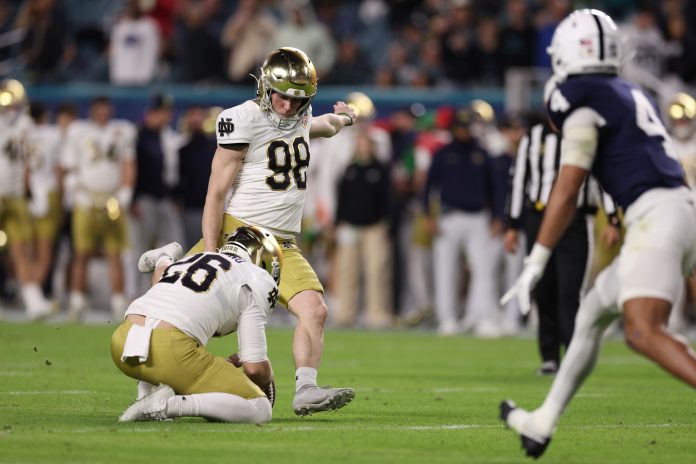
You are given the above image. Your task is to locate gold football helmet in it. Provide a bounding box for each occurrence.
[0,79,26,109]
[220,225,283,284]
[257,47,317,130]
[668,92,696,141]
[345,91,376,121]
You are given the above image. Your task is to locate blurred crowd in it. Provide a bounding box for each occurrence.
[2,79,696,339]
[0,0,694,89]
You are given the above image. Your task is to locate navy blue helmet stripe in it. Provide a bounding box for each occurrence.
[591,13,605,61]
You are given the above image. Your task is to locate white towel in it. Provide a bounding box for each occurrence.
[121,318,160,363]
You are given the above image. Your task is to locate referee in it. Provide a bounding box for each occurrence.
[504,120,621,375]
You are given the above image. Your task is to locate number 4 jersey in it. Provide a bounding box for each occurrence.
[126,252,279,347]
[546,75,685,210]
[216,100,312,239]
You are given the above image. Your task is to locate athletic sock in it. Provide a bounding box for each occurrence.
[295,367,318,392]
[166,393,271,423]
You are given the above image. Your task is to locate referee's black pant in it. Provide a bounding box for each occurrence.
[524,210,590,365]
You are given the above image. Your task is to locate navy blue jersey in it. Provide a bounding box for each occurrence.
[547,75,685,210]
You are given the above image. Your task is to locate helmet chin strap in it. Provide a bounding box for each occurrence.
[219,243,252,262]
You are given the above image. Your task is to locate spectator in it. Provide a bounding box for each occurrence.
[17,0,74,83]
[499,0,536,71]
[333,132,392,329]
[220,0,276,84]
[324,38,372,85]
[271,0,336,78]
[439,1,481,84]
[109,0,161,85]
[170,0,224,82]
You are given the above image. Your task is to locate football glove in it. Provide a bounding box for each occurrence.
[500,244,551,316]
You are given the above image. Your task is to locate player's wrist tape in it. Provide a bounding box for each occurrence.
[527,243,552,268]
[338,112,354,126]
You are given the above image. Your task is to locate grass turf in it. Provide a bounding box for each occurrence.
[0,322,694,463]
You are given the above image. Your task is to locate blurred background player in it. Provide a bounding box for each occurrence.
[130,93,184,296]
[26,101,63,307]
[62,96,136,321]
[175,105,218,249]
[0,79,52,318]
[191,47,355,415]
[500,10,696,458]
[112,226,281,424]
[666,92,696,333]
[423,107,507,337]
[332,131,392,329]
[505,118,621,375]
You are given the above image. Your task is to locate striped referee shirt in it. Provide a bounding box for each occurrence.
[506,122,619,229]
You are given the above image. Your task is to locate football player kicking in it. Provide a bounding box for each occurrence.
[111,226,282,423]
[499,9,696,459]
[189,47,356,415]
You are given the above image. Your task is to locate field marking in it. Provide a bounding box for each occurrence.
[0,371,35,377]
[44,423,695,434]
[357,387,499,394]
[2,390,94,395]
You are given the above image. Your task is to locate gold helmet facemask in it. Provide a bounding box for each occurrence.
[257,47,317,130]
[668,93,696,141]
[220,225,283,284]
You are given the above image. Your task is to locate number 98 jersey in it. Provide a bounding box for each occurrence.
[217,100,312,239]
[546,75,685,210]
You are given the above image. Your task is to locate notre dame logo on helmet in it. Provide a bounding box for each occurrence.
[218,118,234,137]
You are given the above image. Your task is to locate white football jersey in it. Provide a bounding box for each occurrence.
[126,251,278,347]
[216,100,312,238]
[62,119,135,207]
[0,111,32,197]
[26,123,62,193]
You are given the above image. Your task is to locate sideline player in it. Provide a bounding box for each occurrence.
[499,9,696,458]
[112,226,282,423]
[190,47,356,415]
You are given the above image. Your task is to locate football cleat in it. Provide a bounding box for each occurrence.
[119,384,174,422]
[499,400,551,459]
[137,242,183,273]
[292,385,355,416]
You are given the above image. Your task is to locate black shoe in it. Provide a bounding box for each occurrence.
[535,360,558,376]
[499,400,551,459]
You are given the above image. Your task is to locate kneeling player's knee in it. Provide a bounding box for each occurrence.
[251,397,272,424]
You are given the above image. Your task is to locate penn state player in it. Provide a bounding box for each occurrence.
[498,10,696,458]
[112,226,282,423]
[189,47,356,415]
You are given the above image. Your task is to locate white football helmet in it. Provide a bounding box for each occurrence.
[547,9,622,80]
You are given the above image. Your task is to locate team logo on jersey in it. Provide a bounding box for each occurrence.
[301,116,308,128]
[218,118,235,137]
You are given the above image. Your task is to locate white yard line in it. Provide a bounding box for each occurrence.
[3,390,94,395]
[45,423,695,434]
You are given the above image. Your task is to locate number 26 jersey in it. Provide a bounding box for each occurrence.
[216,100,312,239]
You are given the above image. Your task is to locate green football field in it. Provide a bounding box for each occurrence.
[1,322,694,464]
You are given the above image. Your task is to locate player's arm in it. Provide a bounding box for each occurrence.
[535,107,600,251]
[309,101,356,139]
[236,284,275,402]
[201,144,247,252]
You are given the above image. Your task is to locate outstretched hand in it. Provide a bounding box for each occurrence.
[500,244,551,315]
[333,101,356,125]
